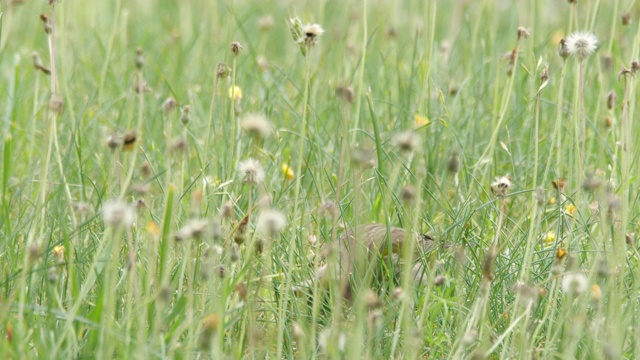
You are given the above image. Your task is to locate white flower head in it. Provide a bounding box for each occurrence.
[562,272,589,296]
[240,113,272,139]
[237,158,266,185]
[102,200,136,228]
[564,31,599,61]
[256,209,287,236]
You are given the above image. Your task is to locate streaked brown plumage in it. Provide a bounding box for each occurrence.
[313,224,437,297]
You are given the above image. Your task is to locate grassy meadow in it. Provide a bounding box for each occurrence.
[2,0,640,358]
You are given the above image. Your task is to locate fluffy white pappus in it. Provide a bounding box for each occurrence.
[565,31,598,61]
[256,209,287,236]
[237,158,266,185]
[561,272,589,296]
[102,200,136,228]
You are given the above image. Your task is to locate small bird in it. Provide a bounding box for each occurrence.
[311,223,437,299]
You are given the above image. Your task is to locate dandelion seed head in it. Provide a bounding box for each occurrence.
[102,200,136,228]
[237,158,265,184]
[240,114,272,139]
[565,31,598,61]
[256,209,287,236]
[561,272,589,296]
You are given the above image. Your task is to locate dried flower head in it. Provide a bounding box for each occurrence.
[490,176,512,197]
[561,272,589,296]
[335,85,354,103]
[564,31,598,61]
[40,14,52,34]
[231,42,243,56]
[102,200,136,228]
[552,178,567,191]
[582,172,602,192]
[32,52,51,75]
[107,133,121,150]
[237,158,266,184]
[49,96,64,114]
[517,27,530,40]
[607,90,616,110]
[447,150,460,174]
[162,97,178,112]
[123,131,137,151]
[622,12,632,26]
[401,184,416,203]
[216,62,231,79]
[392,130,421,152]
[135,48,145,70]
[256,209,287,237]
[540,67,549,83]
[180,105,190,125]
[558,39,570,60]
[241,114,272,139]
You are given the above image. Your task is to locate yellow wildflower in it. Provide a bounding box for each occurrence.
[52,245,65,264]
[414,114,430,128]
[590,284,602,302]
[547,196,556,205]
[228,85,243,101]
[281,163,295,180]
[564,204,576,216]
[542,231,555,247]
[146,221,160,237]
[556,247,567,260]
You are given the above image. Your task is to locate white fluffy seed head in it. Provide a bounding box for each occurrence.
[562,272,589,296]
[102,200,136,228]
[241,114,272,139]
[256,209,287,236]
[564,31,598,61]
[237,158,266,185]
